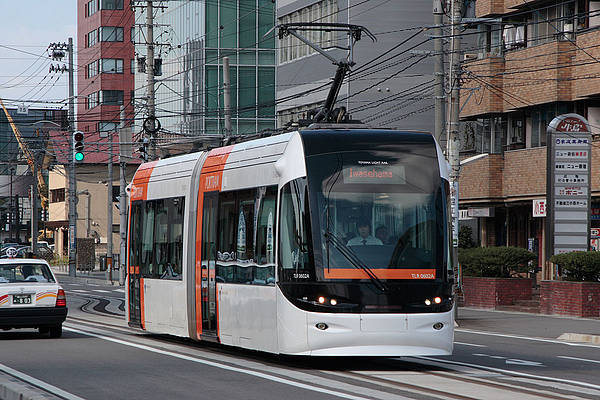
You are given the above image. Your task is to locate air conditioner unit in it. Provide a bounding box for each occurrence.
[463,53,478,61]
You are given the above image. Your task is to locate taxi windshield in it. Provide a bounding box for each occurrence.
[0,264,55,283]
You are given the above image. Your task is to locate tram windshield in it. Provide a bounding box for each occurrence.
[279,147,446,282]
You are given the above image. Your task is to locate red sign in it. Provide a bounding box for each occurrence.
[533,199,546,217]
[556,117,589,133]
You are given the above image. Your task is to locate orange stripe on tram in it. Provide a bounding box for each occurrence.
[323,269,437,280]
[195,146,233,339]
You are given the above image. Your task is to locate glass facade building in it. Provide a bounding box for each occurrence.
[135,0,276,138]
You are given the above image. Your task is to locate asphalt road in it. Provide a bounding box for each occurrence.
[1,280,599,400]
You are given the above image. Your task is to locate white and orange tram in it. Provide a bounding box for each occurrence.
[126,126,455,356]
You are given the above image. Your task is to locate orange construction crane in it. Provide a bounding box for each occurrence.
[0,98,49,208]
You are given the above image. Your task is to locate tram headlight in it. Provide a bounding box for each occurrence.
[330,298,337,306]
[434,297,442,304]
[318,296,326,304]
[425,299,432,306]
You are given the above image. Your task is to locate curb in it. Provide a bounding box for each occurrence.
[0,377,59,400]
[557,333,600,345]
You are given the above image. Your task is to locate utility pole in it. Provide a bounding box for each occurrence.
[433,0,445,145]
[447,0,462,308]
[31,161,38,255]
[119,106,129,286]
[107,127,114,282]
[9,167,14,241]
[223,56,232,140]
[146,0,157,160]
[49,39,78,276]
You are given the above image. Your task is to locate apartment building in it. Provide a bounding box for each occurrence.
[46,0,137,259]
[459,0,600,278]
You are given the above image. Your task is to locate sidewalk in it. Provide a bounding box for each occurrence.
[51,265,123,286]
[457,307,600,344]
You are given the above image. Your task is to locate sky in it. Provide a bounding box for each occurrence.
[0,1,77,110]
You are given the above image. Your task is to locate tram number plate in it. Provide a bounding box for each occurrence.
[12,294,32,304]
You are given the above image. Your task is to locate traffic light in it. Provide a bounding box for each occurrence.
[73,131,84,162]
[138,137,149,161]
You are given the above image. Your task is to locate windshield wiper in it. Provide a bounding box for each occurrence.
[324,230,388,293]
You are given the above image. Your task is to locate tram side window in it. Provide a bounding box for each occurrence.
[214,186,276,285]
[135,197,185,280]
[141,201,155,277]
[129,201,143,268]
[279,178,313,281]
[255,186,277,285]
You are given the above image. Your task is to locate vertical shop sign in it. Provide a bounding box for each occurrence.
[546,114,591,257]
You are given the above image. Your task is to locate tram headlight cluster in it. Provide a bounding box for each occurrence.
[317,296,338,306]
[424,297,443,306]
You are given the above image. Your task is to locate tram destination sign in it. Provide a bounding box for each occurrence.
[546,114,592,257]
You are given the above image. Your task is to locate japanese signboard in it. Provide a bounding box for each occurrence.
[533,199,546,217]
[546,114,592,257]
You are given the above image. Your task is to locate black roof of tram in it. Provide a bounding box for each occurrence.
[298,129,436,157]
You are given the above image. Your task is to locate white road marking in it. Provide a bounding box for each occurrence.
[91,289,111,293]
[457,328,600,348]
[0,363,85,400]
[415,356,600,391]
[454,342,487,347]
[69,289,89,293]
[114,288,125,293]
[557,356,600,364]
[471,354,543,366]
[505,359,543,367]
[64,326,371,400]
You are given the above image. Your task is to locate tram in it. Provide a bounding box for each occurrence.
[126,126,454,356]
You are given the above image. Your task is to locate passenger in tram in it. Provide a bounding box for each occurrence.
[375,225,390,244]
[347,220,383,246]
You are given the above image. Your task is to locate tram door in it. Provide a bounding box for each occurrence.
[201,192,218,335]
[128,201,143,328]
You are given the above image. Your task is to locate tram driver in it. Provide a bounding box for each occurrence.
[347,219,383,246]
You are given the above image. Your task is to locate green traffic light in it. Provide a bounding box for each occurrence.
[75,152,84,161]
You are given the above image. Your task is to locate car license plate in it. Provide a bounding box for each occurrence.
[12,294,32,304]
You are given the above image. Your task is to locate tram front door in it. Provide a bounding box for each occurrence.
[128,201,143,328]
[201,192,218,337]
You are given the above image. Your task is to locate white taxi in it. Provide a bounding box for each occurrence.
[0,257,67,338]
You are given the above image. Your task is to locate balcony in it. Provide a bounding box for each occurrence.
[574,29,600,99]
[502,147,546,200]
[459,154,503,202]
[504,0,538,12]
[461,57,505,118]
[502,41,575,111]
[475,0,504,17]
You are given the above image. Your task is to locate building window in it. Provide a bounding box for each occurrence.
[86,0,98,17]
[87,60,99,78]
[131,26,135,43]
[100,90,124,105]
[131,59,135,74]
[101,58,123,73]
[101,0,123,10]
[86,29,98,48]
[87,92,99,109]
[100,26,124,42]
[278,0,338,64]
[50,188,65,203]
[98,121,119,133]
